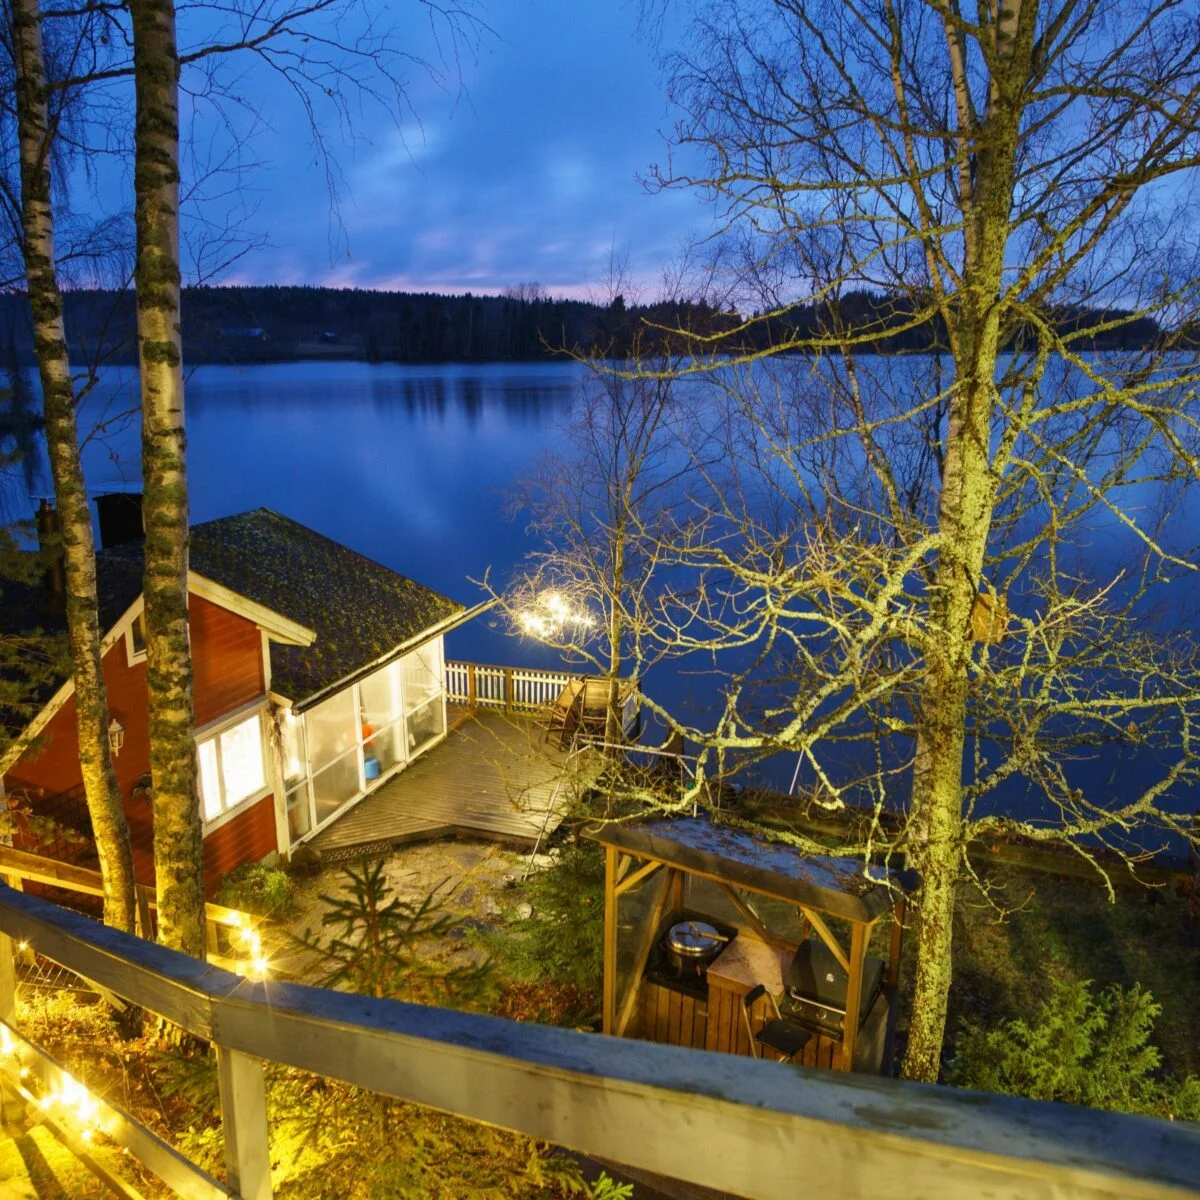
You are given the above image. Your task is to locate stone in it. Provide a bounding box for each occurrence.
[516,902,533,920]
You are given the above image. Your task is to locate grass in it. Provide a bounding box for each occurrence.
[942,864,1200,1080]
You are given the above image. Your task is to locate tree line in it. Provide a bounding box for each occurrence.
[0,284,1170,368]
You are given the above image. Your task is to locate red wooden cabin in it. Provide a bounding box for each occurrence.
[3,506,464,896]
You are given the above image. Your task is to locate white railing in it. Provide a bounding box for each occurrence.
[0,886,1196,1200]
[445,661,579,714]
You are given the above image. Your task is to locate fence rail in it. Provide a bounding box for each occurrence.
[0,844,260,974]
[0,884,1197,1200]
[445,660,575,713]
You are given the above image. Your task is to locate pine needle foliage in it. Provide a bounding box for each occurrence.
[950,978,1200,1122]
[296,858,493,1006]
[484,840,606,1000]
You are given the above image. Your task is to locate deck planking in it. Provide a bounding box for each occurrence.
[309,708,568,858]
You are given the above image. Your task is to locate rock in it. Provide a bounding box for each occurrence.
[289,844,323,876]
[482,896,501,917]
[516,902,533,920]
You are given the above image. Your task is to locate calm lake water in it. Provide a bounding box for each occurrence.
[71,361,584,670]
[11,358,1194,834]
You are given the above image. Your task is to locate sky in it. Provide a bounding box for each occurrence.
[162,0,711,300]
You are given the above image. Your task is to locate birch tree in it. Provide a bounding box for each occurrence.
[645,0,1200,1080]
[130,0,204,956]
[9,0,136,932]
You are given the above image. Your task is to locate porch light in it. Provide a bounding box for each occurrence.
[107,717,125,758]
[517,590,596,640]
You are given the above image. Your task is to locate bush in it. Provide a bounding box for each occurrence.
[949,977,1200,1121]
[485,840,606,1001]
[214,861,297,919]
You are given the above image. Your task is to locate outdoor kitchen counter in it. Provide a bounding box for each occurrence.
[704,934,793,1058]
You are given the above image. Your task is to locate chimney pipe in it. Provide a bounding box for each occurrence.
[95,492,144,550]
[36,499,66,620]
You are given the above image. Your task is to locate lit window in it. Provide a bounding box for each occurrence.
[197,711,267,822]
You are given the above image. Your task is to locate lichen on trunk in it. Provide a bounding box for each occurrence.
[130,0,206,957]
[12,0,136,934]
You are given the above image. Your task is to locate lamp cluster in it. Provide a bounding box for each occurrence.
[517,590,596,639]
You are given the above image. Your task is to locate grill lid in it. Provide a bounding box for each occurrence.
[666,920,724,958]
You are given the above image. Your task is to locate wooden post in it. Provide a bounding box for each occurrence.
[0,931,15,1027]
[0,930,15,1125]
[602,846,617,1035]
[841,922,868,1072]
[671,868,684,912]
[135,886,154,942]
[467,663,477,710]
[217,1046,272,1200]
[504,667,514,714]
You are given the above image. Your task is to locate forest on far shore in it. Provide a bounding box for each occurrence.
[0,285,1170,367]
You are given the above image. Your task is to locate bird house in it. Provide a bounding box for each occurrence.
[970,590,1009,644]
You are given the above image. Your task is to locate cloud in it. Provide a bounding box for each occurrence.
[200,0,708,297]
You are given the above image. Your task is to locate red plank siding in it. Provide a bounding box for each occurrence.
[4,590,276,892]
[202,795,279,892]
[192,595,265,726]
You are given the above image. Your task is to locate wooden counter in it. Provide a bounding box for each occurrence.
[704,935,793,1058]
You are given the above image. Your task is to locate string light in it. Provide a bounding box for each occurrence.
[36,1073,102,1143]
[236,923,270,979]
[517,590,596,639]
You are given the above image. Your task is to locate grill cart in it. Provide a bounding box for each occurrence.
[589,814,917,1073]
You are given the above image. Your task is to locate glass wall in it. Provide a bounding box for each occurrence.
[401,640,445,758]
[285,637,447,847]
[306,689,360,825]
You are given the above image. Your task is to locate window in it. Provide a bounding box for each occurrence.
[197,710,268,823]
[126,612,147,665]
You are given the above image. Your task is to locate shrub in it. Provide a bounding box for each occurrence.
[214,861,297,919]
[485,840,606,1001]
[949,977,1200,1121]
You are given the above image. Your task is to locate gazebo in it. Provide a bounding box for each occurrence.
[588,814,916,1073]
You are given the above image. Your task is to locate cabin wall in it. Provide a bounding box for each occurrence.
[4,593,273,896]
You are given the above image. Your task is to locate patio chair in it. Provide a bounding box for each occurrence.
[741,984,813,1062]
[545,679,584,746]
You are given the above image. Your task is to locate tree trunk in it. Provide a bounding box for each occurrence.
[131,0,206,957]
[12,0,137,933]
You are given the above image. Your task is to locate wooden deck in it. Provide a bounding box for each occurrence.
[308,708,569,860]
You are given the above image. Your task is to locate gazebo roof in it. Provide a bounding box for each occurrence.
[589,814,912,924]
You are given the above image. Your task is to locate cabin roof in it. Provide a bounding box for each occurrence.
[5,508,463,716]
[97,508,463,704]
[588,814,910,923]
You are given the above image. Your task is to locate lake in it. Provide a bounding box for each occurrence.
[69,361,583,669]
[11,358,1196,835]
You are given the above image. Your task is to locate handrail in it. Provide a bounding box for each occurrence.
[0,886,1197,1200]
[0,845,260,973]
[445,660,639,721]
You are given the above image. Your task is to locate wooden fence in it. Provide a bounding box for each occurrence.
[445,660,575,713]
[0,844,261,974]
[0,884,1197,1200]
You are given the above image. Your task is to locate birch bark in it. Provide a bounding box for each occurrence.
[130,0,206,956]
[11,0,136,933]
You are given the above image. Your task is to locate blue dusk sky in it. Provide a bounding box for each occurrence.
[160,0,712,299]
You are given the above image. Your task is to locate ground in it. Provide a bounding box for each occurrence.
[2,836,1195,1199]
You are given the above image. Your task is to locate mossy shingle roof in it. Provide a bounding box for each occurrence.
[96,508,462,705]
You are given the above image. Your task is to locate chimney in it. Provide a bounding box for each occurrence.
[95,492,144,549]
[36,499,66,620]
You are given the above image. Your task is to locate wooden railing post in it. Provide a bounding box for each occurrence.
[504,667,514,714]
[468,662,477,710]
[0,930,15,1123]
[217,1046,272,1200]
